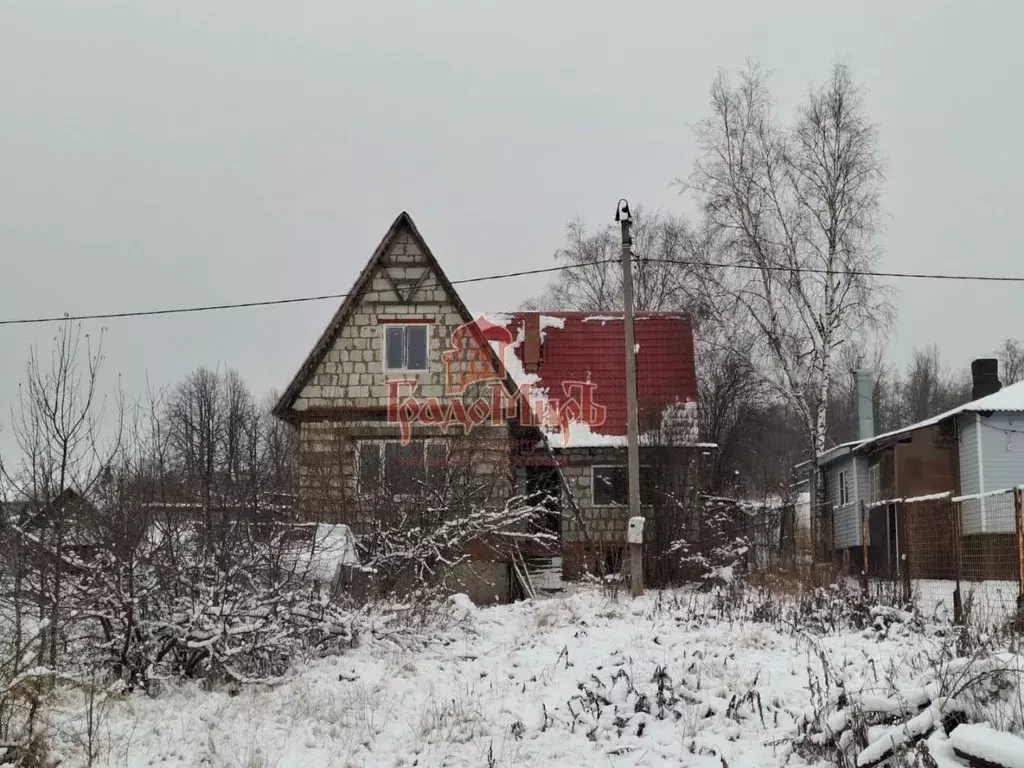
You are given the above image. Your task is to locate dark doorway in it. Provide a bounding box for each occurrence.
[525,465,562,537]
[868,503,904,579]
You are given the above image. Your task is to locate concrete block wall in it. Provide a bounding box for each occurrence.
[293,229,500,412]
[558,446,634,544]
[292,223,517,529]
[298,418,514,533]
[555,446,703,580]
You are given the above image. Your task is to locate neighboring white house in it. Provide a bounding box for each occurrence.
[813,360,1024,558]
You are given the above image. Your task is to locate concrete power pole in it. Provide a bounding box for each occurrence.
[616,199,644,597]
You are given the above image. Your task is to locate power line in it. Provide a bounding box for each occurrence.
[5,256,1024,328]
[640,258,1024,284]
[0,292,352,327]
[0,261,618,327]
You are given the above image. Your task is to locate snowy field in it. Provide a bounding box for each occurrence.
[38,585,1024,767]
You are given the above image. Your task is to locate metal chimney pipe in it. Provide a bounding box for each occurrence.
[855,369,875,441]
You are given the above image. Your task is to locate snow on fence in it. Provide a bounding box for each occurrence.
[844,489,1024,626]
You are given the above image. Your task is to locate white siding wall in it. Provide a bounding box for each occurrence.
[826,454,865,549]
[907,411,1024,536]
[958,414,984,534]
[965,411,1024,534]
[855,455,870,513]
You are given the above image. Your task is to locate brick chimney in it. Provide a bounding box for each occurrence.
[523,314,541,372]
[971,358,1002,401]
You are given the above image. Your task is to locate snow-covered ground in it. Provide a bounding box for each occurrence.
[914,578,1021,628]
[39,586,1024,767]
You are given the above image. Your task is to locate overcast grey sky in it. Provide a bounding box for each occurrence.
[1,1,1020,453]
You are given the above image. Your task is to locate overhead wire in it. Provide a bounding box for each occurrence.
[0,261,620,327]
[4,256,1024,327]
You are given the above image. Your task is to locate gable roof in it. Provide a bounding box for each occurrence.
[273,212,515,420]
[482,311,701,448]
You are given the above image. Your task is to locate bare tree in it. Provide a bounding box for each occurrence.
[5,322,118,666]
[524,208,701,314]
[897,345,971,424]
[823,340,894,444]
[696,330,768,493]
[689,61,892,460]
[997,338,1024,385]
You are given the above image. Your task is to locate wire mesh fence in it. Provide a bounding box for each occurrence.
[875,489,1024,625]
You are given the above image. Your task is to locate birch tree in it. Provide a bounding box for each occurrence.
[689,62,892,457]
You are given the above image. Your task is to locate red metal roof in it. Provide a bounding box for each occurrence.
[493,312,698,439]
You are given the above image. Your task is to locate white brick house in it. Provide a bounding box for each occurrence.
[274,212,704,601]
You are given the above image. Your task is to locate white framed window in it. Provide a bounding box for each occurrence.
[868,464,881,504]
[357,439,447,496]
[838,469,850,507]
[591,465,658,507]
[384,324,429,371]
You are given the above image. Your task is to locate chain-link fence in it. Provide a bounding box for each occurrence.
[887,489,1024,625]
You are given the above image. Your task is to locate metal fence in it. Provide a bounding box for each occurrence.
[847,490,1024,623]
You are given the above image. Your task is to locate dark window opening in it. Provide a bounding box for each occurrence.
[385,325,428,371]
[603,547,623,574]
[357,442,381,493]
[592,465,659,506]
[358,439,448,497]
[526,465,562,535]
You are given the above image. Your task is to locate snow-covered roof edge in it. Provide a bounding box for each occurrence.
[852,379,1024,450]
[812,380,1024,467]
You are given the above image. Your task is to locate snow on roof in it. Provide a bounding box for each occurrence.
[813,380,1024,467]
[858,379,1024,448]
[480,312,701,449]
[813,439,866,466]
[289,523,360,583]
[965,379,1024,411]
[486,321,540,390]
[539,315,565,343]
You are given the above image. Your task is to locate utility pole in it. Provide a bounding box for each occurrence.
[616,199,643,597]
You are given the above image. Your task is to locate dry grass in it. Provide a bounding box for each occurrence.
[743,564,847,595]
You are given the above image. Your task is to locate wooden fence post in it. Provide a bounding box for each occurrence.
[860,500,870,598]
[1014,488,1024,617]
[899,501,911,604]
[951,499,964,628]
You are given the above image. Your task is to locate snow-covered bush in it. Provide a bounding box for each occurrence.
[670,499,755,588]
[67,514,361,690]
[793,624,1024,767]
[354,494,556,603]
